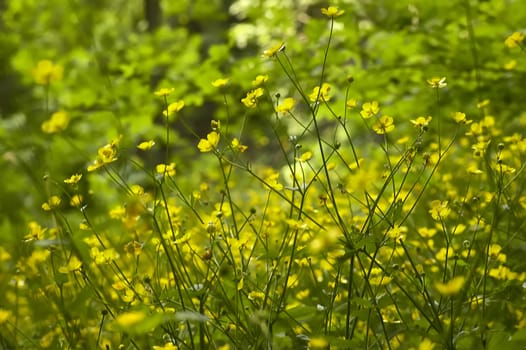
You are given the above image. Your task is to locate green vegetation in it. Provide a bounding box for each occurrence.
[1,1,526,349]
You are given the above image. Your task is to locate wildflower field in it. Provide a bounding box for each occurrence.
[2,1,526,349]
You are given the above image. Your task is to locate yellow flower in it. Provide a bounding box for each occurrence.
[321,6,344,18]
[435,276,465,296]
[32,60,63,85]
[373,115,395,134]
[163,100,185,117]
[241,88,264,108]
[346,98,357,109]
[0,309,12,325]
[154,87,175,97]
[198,131,220,152]
[427,76,447,88]
[452,111,472,125]
[58,255,82,273]
[410,116,432,130]
[70,195,83,207]
[418,338,435,350]
[275,97,296,113]
[211,78,229,88]
[262,42,285,58]
[296,151,313,162]
[156,163,176,177]
[309,83,332,102]
[24,221,47,241]
[252,75,269,86]
[505,31,524,48]
[115,311,146,328]
[41,111,69,133]
[64,173,82,185]
[360,101,379,119]
[231,138,248,152]
[137,140,156,150]
[153,343,178,350]
[429,200,450,220]
[87,140,120,171]
[42,196,61,211]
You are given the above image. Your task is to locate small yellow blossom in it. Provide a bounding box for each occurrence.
[156,163,176,177]
[248,291,265,301]
[42,196,61,211]
[346,98,357,109]
[504,59,517,70]
[87,140,119,172]
[64,173,82,185]
[211,78,229,88]
[309,337,329,348]
[24,221,47,241]
[0,309,12,325]
[410,116,432,130]
[32,60,63,85]
[418,338,435,350]
[241,88,264,108]
[58,255,82,273]
[231,138,248,152]
[435,276,465,296]
[137,140,156,150]
[41,111,69,134]
[115,311,146,328]
[309,83,332,102]
[427,77,447,88]
[70,195,83,207]
[373,115,395,134]
[252,75,269,86]
[154,87,174,97]
[198,131,220,152]
[360,101,380,119]
[453,112,472,125]
[153,343,178,350]
[262,42,285,58]
[321,6,344,18]
[429,200,450,220]
[275,97,296,113]
[505,31,524,48]
[296,151,313,162]
[163,100,185,117]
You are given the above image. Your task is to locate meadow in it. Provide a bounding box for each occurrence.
[1,1,525,349]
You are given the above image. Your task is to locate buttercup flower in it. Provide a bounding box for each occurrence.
[309,83,332,102]
[154,87,175,97]
[137,140,156,150]
[198,131,220,152]
[410,116,432,130]
[505,31,524,48]
[360,101,379,119]
[275,97,296,113]
[212,78,229,88]
[32,60,63,85]
[241,88,264,108]
[373,115,395,134]
[252,75,269,86]
[321,6,344,18]
[262,42,285,58]
[435,276,465,296]
[231,138,248,152]
[427,77,447,88]
[163,100,184,117]
[42,196,61,211]
[156,163,176,177]
[41,111,69,134]
[346,99,357,109]
[64,173,82,185]
[453,112,472,125]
